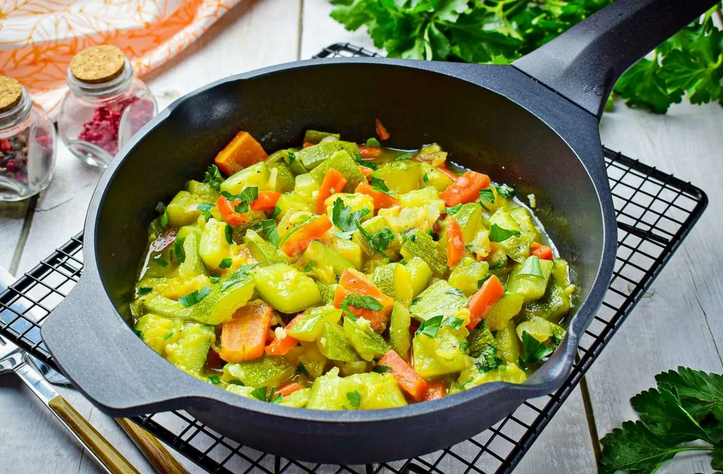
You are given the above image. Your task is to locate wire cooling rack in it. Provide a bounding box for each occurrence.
[0,43,708,474]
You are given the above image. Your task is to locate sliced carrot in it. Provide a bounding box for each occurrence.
[215,131,268,176]
[446,217,464,268]
[316,169,348,214]
[277,382,304,398]
[378,350,428,402]
[359,146,383,158]
[440,170,491,207]
[531,242,553,260]
[467,275,505,330]
[217,195,248,226]
[265,329,299,356]
[303,141,315,149]
[220,302,273,362]
[355,182,399,209]
[280,215,332,256]
[422,380,446,401]
[334,269,394,333]
[358,164,374,181]
[375,118,390,141]
[250,191,281,211]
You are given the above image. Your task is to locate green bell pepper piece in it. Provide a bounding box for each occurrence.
[252,264,322,313]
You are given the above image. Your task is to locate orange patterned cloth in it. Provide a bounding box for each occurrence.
[0,0,242,116]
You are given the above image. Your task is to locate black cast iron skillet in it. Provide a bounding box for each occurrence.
[43,0,716,464]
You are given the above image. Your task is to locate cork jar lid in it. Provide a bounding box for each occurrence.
[0,76,22,114]
[70,45,126,84]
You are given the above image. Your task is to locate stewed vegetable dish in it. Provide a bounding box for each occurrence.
[131,124,575,409]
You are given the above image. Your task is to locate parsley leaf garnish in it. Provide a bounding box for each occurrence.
[496,184,515,199]
[346,390,361,408]
[162,331,174,340]
[356,223,394,256]
[373,365,392,374]
[179,286,211,307]
[219,257,233,269]
[416,315,444,339]
[488,224,521,242]
[261,219,280,247]
[446,204,462,215]
[232,187,259,213]
[423,173,429,183]
[208,375,221,385]
[250,386,282,404]
[270,206,281,219]
[478,188,495,211]
[353,153,377,170]
[371,176,397,195]
[137,287,152,295]
[445,315,465,330]
[197,202,214,221]
[475,344,503,373]
[518,331,553,369]
[343,294,383,311]
[304,261,316,272]
[331,198,370,240]
[518,256,544,278]
[287,151,296,165]
[203,164,224,191]
[156,202,169,229]
[225,224,234,244]
[296,362,310,377]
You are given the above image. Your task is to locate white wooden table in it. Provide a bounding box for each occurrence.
[1,1,722,472]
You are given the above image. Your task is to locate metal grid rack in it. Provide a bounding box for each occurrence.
[0,43,708,474]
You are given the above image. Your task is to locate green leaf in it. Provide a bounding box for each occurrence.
[446,204,462,215]
[173,237,186,264]
[304,261,316,273]
[416,315,444,338]
[346,390,362,408]
[479,188,495,204]
[713,445,723,470]
[208,375,221,385]
[219,258,233,270]
[518,256,544,278]
[162,331,174,340]
[261,219,280,247]
[656,367,723,425]
[296,362,310,377]
[137,287,152,295]
[343,294,383,311]
[599,421,698,474]
[209,276,220,284]
[251,386,282,404]
[179,286,211,307]
[232,186,259,213]
[519,331,553,368]
[475,343,502,373]
[203,164,224,191]
[614,57,682,114]
[156,202,169,229]
[331,198,370,240]
[270,206,281,219]
[371,176,396,195]
[356,222,394,256]
[287,151,296,166]
[445,315,465,330]
[197,203,214,221]
[631,386,712,445]
[225,224,234,244]
[488,224,521,242]
[496,184,514,199]
[373,365,391,373]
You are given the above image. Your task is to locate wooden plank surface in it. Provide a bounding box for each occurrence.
[1,1,722,473]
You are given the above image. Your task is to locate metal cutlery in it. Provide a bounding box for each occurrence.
[0,334,141,474]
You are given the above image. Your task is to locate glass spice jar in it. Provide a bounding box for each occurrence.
[0,76,56,202]
[58,45,157,168]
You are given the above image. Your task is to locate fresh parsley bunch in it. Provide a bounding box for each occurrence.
[330,0,723,114]
[600,366,723,473]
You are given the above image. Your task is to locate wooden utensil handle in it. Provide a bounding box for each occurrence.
[48,395,141,474]
[115,418,190,474]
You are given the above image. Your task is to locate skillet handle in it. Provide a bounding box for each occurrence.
[513,0,719,119]
[42,276,216,417]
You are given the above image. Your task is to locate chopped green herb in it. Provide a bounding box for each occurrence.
[445,315,465,330]
[518,256,544,278]
[331,198,370,240]
[179,286,211,307]
[162,331,174,340]
[395,151,416,161]
[459,341,469,353]
[475,344,503,373]
[250,386,282,404]
[219,257,233,270]
[423,173,429,183]
[370,176,397,195]
[416,315,444,339]
[173,237,186,264]
[496,184,515,199]
[287,151,296,165]
[133,329,144,339]
[225,224,234,244]
[356,223,394,256]
[490,261,505,270]
[479,188,495,211]
[373,365,392,373]
[488,224,521,242]
[156,202,169,229]
[346,390,362,408]
[340,300,358,322]
[343,294,383,311]
[353,153,378,170]
[304,261,316,272]
[261,219,280,247]
[446,204,462,215]
[233,187,259,213]
[518,331,554,369]
[270,206,281,219]
[209,276,220,284]
[203,164,224,191]
[208,375,221,385]
[296,362,310,377]
[197,202,214,221]
[137,287,153,295]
